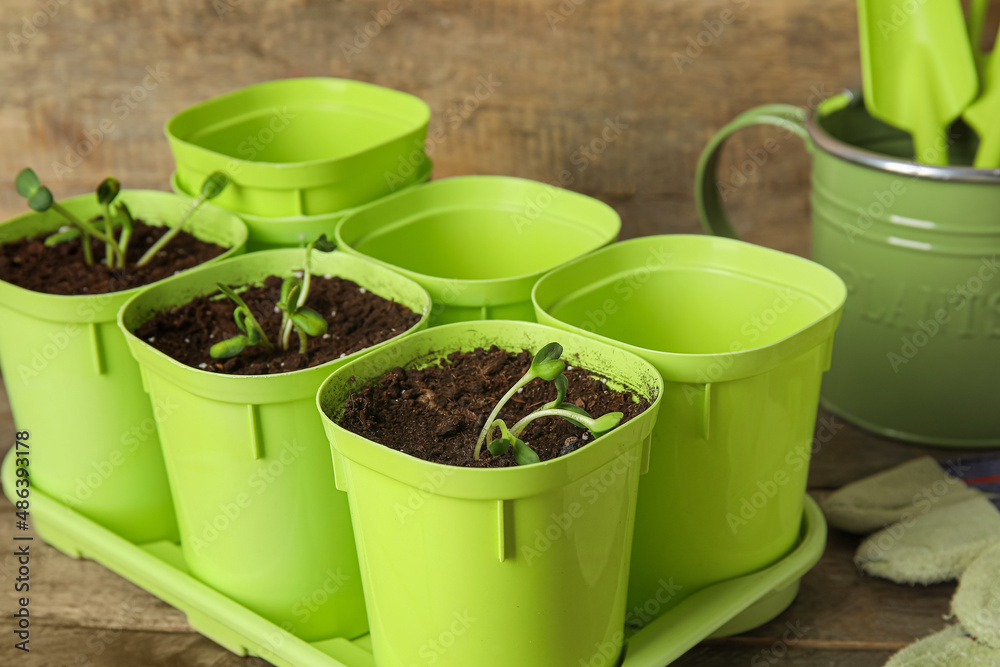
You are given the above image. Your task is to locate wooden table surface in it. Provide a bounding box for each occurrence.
[0,1,991,665]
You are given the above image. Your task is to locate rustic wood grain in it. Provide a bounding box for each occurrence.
[0,0,862,255]
[0,0,979,665]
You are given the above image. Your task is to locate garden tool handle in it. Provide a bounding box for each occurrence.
[694,104,811,239]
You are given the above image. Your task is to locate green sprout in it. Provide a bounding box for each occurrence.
[136,171,229,267]
[208,283,275,359]
[276,234,337,354]
[210,235,338,360]
[115,200,135,264]
[96,177,120,266]
[15,169,223,270]
[16,168,122,267]
[472,342,625,465]
[94,178,136,268]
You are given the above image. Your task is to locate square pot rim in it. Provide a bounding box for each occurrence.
[0,189,248,324]
[317,320,664,500]
[118,248,432,403]
[164,77,432,175]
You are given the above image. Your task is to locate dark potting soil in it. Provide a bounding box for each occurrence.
[0,219,226,296]
[136,275,422,376]
[338,346,652,468]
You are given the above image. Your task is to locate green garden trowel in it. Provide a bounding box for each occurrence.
[858,0,978,165]
[965,23,1000,168]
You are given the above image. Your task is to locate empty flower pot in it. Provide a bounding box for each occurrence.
[317,321,663,667]
[0,191,247,545]
[167,77,431,217]
[118,249,431,641]
[335,176,621,326]
[170,157,432,252]
[533,234,846,630]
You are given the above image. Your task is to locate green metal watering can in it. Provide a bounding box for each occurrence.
[696,90,1000,447]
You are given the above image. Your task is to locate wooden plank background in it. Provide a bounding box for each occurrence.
[0,0,862,253]
[2,1,984,666]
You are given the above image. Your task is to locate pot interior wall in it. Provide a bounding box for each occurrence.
[187,108,408,163]
[348,208,607,280]
[545,267,830,354]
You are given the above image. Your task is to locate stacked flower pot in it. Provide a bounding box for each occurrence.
[167,78,433,251]
[0,78,851,667]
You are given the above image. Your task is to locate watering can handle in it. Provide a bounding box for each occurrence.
[694,104,812,239]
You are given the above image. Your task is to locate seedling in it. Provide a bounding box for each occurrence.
[210,235,338,359]
[209,283,275,359]
[137,172,228,266]
[16,168,121,267]
[14,169,227,270]
[96,177,120,265]
[276,235,338,353]
[473,343,624,465]
[95,178,136,268]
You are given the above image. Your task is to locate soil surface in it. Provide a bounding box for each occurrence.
[337,346,651,467]
[136,275,422,375]
[0,219,226,295]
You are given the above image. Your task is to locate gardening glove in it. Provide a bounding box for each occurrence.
[822,456,983,534]
[953,541,1000,649]
[883,624,1000,666]
[855,496,1000,585]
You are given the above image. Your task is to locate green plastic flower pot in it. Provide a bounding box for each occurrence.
[335,176,621,326]
[170,157,433,252]
[695,92,1000,446]
[532,235,846,628]
[118,249,431,641]
[317,321,663,667]
[0,190,247,544]
[166,78,431,217]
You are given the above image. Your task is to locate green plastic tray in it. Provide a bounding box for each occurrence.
[1,449,825,667]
